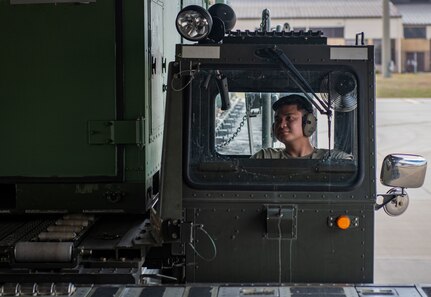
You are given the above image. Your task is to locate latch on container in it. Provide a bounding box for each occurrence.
[88,117,145,147]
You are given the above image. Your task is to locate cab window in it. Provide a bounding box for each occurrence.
[185,67,359,191]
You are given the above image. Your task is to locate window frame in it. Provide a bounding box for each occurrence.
[183,65,364,192]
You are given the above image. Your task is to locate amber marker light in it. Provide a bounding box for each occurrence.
[336,215,351,230]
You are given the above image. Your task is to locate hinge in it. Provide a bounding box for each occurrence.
[152,56,157,74]
[88,117,145,146]
[162,57,167,73]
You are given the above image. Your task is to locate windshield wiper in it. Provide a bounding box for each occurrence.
[257,46,333,155]
[257,46,331,116]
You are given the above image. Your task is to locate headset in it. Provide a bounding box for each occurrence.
[272,94,318,137]
[271,110,317,138]
[272,94,317,137]
[302,112,317,137]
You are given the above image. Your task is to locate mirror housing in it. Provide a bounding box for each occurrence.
[380,154,427,188]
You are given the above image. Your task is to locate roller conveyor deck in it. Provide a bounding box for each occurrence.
[1,284,431,297]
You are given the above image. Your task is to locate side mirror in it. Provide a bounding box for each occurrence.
[377,154,427,216]
[380,154,427,188]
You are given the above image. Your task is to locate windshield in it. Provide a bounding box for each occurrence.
[185,67,360,191]
[215,92,353,156]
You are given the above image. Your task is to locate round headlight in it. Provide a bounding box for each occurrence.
[208,3,236,32]
[176,5,213,41]
[208,16,225,43]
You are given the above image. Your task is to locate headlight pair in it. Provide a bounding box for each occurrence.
[176,4,236,42]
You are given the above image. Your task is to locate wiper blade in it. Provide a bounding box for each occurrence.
[259,46,331,115]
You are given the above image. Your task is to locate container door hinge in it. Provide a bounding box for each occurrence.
[88,117,145,147]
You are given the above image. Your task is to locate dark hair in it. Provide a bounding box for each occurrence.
[272,94,313,114]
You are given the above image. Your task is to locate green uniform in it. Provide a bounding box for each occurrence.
[251,147,353,160]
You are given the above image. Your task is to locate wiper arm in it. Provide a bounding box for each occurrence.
[260,46,331,116]
[258,46,333,156]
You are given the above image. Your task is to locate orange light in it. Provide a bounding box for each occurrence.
[336,215,351,230]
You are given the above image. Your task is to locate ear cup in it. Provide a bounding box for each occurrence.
[302,113,317,137]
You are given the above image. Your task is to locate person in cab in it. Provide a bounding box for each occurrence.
[251,94,352,160]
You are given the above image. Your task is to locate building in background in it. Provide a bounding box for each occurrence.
[393,0,431,72]
[228,0,431,73]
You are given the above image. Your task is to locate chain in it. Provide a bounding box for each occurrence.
[215,114,248,148]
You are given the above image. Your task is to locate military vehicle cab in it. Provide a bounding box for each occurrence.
[0,1,428,295]
[156,4,428,284]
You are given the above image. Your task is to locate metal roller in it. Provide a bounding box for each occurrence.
[14,242,73,262]
[0,283,19,296]
[63,214,95,221]
[55,219,89,227]
[47,225,82,233]
[38,232,77,241]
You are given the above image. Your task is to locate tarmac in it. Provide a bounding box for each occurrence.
[374,98,431,284]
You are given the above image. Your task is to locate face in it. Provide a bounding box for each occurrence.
[273,104,306,145]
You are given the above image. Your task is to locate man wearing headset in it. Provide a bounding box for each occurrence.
[251,94,352,159]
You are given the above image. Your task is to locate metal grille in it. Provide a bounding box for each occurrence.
[0,222,25,243]
[0,220,53,246]
[224,30,326,45]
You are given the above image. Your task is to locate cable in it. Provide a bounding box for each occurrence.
[189,224,217,262]
[278,211,283,284]
[170,69,198,92]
